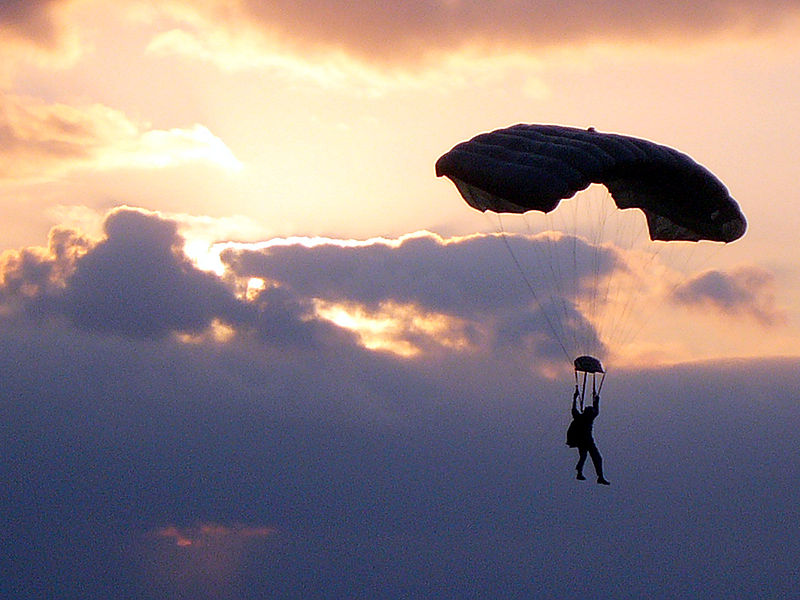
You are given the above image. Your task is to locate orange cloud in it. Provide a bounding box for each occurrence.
[0,94,241,181]
[144,523,278,596]
[154,523,277,547]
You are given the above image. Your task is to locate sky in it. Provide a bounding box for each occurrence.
[1,1,800,598]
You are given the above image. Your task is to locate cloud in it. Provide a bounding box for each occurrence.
[44,208,246,337]
[0,94,241,181]
[1,207,777,372]
[672,265,785,326]
[5,1,799,75]
[221,231,615,367]
[0,206,798,599]
[0,0,95,79]
[0,226,89,303]
[150,0,800,69]
[0,208,237,336]
[222,232,613,317]
[0,208,360,358]
[0,209,616,372]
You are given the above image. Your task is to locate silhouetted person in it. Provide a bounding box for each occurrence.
[567,386,610,485]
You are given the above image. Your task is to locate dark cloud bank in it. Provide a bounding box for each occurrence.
[1,209,797,599]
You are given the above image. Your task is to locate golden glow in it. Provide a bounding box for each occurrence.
[176,319,236,344]
[182,239,225,274]
[146,26,366,87]
[100,124,243,172]
[245,277,266,300]
[314,299,473,357]
[216,230,448,253]
[155,212,271,275]
[157,526,194,547]
[0,95,242,181]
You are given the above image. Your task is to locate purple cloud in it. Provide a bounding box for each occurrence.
[0,208,353,353]
[672,266,784,326]
[222,232,614,364]
[42,208,243,337]
[223,233,615,317]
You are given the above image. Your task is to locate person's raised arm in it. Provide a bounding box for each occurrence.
[592,392,600,413]
[572,386,580,418]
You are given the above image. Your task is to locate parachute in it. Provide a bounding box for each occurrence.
[435,124,746,243]
[436,124,746,382]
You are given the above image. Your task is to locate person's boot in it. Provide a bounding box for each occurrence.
[597,477,610,485]
[576,472,586,480]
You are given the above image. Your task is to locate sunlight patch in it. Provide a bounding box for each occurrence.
[313,299,473,357]
[0,95,242,180]
[175,319,236,345]
[104,124,243,172]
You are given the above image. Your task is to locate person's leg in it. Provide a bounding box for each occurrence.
[576,448,587,479]
[588,443,609,484]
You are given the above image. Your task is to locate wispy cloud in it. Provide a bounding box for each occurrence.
[6,1,799,74]
[672,265,785,326]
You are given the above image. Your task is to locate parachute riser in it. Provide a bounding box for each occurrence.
[573,355,605,410]
[574,369,606,411]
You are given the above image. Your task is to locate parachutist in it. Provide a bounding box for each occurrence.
[567,386,609,485]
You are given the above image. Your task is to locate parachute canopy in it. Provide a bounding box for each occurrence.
[435,124,746,243]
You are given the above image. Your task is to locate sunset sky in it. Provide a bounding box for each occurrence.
[2,2,800,598]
